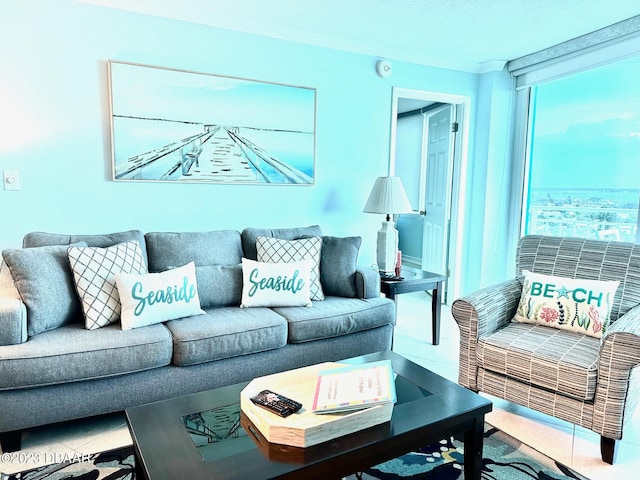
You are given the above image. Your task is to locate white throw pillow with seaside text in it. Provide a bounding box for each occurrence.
[240,258,312,308]
[115,262,205,330]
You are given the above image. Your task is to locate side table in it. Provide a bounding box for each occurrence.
[380,270,446,345]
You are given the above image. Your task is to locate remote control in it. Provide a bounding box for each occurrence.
[381,274,404,281]
[250,390,302,417]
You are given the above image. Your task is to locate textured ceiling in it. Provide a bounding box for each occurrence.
[78,0,640,72]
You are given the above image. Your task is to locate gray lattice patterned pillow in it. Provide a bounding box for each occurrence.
[67,241,147,330]
[256,236,324,300]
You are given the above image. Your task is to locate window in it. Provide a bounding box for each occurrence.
[522,55,640,242]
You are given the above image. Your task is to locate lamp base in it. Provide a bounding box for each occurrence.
[376,220,398,274]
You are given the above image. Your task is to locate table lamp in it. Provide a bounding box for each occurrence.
[363,176,413,274]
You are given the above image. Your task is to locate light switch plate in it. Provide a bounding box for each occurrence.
[3,170,20,191]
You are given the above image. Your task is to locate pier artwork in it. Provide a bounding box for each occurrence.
[113,123,313,185]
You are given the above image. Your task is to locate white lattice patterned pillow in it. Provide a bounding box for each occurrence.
[255,236,324,301]
[67,241,147,330]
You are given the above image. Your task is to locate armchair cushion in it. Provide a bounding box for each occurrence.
[477,323,600,401]
[514,270,619,339]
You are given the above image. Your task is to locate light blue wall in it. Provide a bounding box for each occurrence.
[0,0,515,295]
[462,68,517,294]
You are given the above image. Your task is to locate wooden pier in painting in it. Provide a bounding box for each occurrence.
[114,126,312,184]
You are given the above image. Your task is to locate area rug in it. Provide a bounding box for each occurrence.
[2,446,134,480]
[344,425,589,480]
[4,425,588,480]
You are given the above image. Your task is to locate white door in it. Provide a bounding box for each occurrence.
[396,104,455,277]
[422,105,455,274]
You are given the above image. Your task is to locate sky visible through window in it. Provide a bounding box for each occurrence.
[525,55,640,242]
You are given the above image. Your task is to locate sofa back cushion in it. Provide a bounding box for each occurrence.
[320,236,362,298]
[23,230,148,266]
[2,243,87,336]
[145,231,243,272]
[241,225,323,260]
[195,264,243,307]
[515,235,640,322]
[145,231,244,308]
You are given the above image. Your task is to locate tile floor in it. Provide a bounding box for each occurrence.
[1,291,638,479]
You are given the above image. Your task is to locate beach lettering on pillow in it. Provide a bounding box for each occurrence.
[514,270,619,338]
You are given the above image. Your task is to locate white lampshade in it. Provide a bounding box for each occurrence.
[363,176,413,217]
[363,176,413,274]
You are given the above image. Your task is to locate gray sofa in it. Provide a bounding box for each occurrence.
[0,225,395,452]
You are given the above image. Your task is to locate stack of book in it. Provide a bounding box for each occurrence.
[312,359,396,414]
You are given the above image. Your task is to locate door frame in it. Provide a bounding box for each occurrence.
[389,87,470,303]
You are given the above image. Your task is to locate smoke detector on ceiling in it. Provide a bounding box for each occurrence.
[376,60,392,78]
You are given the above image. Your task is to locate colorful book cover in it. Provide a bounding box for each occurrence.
[311,360,397,414]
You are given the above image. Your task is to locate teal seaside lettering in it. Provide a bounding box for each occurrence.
[530,282,603,307]
[132,276,196,316]
[248,268,304,297]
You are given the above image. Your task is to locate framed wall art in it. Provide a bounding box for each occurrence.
[108,61,316,185]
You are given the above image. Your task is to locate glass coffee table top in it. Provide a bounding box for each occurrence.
[180,374,432,464]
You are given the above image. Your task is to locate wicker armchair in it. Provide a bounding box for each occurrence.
[452,235,640,464]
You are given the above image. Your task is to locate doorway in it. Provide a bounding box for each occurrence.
[389,88,470,303]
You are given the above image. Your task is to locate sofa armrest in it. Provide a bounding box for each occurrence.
[355,266,381,299]
[593,305,640,439]
[451,278,523,390]
[0,298,27,345]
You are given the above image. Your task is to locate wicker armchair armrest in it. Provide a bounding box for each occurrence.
[593,305,640,439]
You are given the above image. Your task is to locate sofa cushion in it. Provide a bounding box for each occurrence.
[67,241,148,330]
[320,236,361,298]
[272,296,395,343]
[2,243,87,336]
[477,322,600,401]
[196,264,243,308]
[514,270,619,338]
[165,306,288,366]
[241,225,323,261]
[23,230,148,266]
[116,262,205,330]
[144,230,243,272]
[241,258,312,308]
[0,322,172,390]
[256,236,324,300]
[145,230,243,308]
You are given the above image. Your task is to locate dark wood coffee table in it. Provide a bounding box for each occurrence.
[126,351,491,480]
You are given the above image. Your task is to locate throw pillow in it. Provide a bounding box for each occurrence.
[115,262,205,330]
[67,241,148,330]
[240,258,312,308]
[2,242,87,336]
[320,236,362,297]
[514,270,619,338]
[256,236,324,300]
